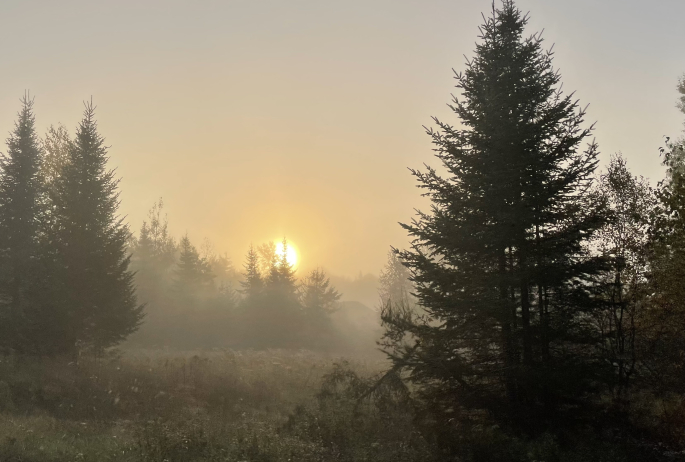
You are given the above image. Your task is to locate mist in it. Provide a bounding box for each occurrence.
[0,0,684,460]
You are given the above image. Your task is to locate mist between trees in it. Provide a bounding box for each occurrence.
[1,1,685,460]
[126,199,388,353]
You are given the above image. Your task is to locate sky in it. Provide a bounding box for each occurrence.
[0,0,683,277]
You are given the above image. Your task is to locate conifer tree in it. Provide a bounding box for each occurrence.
[131,199,176,308]
[0,95,45,353]
[257,241,277,278]
[47,101,143,355]
[240,244,263,298]
[174,233,214,296]
[252,238,300,347]
[384,1,607,432]
[265,238,298,300]
[300,268,341,316]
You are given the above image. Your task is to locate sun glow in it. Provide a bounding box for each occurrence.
[275,240,298,268]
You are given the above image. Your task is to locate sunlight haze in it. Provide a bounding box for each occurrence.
[0,0,683,277]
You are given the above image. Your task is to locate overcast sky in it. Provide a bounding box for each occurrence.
[0,0,682,276]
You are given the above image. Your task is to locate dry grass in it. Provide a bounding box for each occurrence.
[0,348,665,461]
[0,349,394,461]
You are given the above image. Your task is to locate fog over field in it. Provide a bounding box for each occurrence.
[0,1,684,461]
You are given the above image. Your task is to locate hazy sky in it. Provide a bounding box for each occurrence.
[0,0,683,277]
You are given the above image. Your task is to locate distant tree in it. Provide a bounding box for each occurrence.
[40,124,72,195]
[592,154,655,400]
[242,238,300,348]
[257,241,277,277]
[200,237,236,288]
[139,199,176,267]
[240,244,263,299]
[300,268,341,316]
[174,233,214,297]
[47,101,143,355]
[385,1,607,435]
[677,74,685,117]
[0,95,45,353]
[296,267,342,349]
[378,249,415,309]
[130,198,177,309]
[266,237,298,299]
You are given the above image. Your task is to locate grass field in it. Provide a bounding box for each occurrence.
[0,348,429,462]
[1,348,682,462]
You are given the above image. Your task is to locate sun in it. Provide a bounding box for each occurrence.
[275,240,298,267]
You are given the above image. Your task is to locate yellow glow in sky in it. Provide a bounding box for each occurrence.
[0,0,682,277]
[275,241,298,268]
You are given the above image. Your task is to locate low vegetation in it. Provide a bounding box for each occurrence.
[0,349,682,462]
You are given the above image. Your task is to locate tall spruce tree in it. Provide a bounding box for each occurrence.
[0,95,45,353]
[384,1,607,433]
[47,101,143,355]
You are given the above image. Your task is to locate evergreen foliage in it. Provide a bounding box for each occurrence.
[45,101,143,355]
[266,237,298,298]
[174,233,214,296]
[300,268,341,316]
[130,198,176,310]
[240,243,263,299]
[257,241,277,277]
[0,95,45,353]
[384,0,608,433]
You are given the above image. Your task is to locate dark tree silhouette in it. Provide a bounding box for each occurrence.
[0,95,45,353]
[46,101,143,355]
[240,243,263,299]
[300,268,341,316]
[384,0,608,434]
[592,154,655,401]
[174,233,214,296]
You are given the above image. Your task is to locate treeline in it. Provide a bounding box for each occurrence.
[0,95,371,357]
[379,1,685,455]
[127,203,348,350]
[0,97,142,358]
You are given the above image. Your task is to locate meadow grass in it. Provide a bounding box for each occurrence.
[0,348,679,461]
[0,348,400,461]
